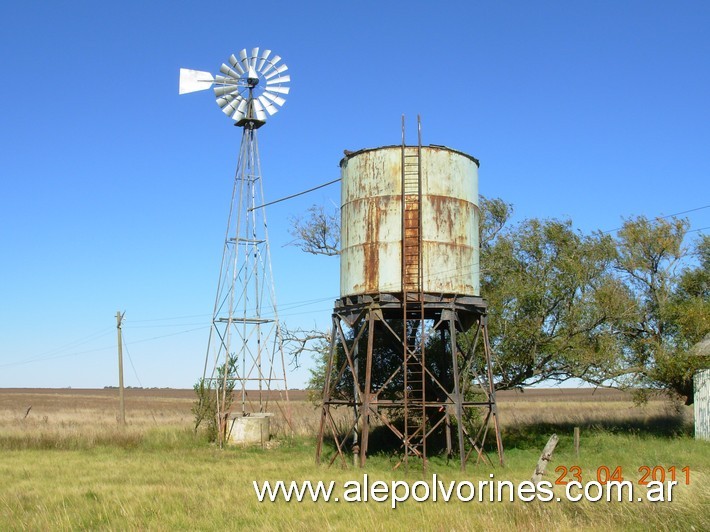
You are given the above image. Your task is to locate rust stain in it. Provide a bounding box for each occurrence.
[427,195,474,245]
[341,146,479,297]
[403,197,420,292]
[362,198,380,293]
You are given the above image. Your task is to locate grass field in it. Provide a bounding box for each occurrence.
[0,388,708,530]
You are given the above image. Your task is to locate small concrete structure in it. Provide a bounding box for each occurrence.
[694,369,710,441]
[227,413,272,445]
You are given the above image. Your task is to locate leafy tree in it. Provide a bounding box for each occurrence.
[192,378,217,438]
[610,220,709,403]
[671,234,710,344]
[479,196,512,251]
[192,355,237,442]
[479,217,620,389]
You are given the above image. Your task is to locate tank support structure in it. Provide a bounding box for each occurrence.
[315,293,504,469]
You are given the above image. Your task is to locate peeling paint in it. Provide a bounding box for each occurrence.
[340,146,479,297]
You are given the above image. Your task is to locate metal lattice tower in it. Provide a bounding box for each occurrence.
[180,48,292,445]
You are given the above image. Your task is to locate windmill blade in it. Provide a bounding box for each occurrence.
[260,55,281,77]
[232,109,246,122]
[266,75,290,85]
[236,98,248,115]
[250,47,259,69]
[262,90,286,107]
[214,84,240,97]
[216,93,239,109]
[221,96,244,118]
[218,96,248,120]
[228,54,245,75]
[257,49,271,71]
[219,63,241,80]
[264,85,290,95]
[264,64,288,80]
[252,98,267,121]
[258,95,279,116]
[178,68,214,94]
[220,102,236,117]
[238,49,249,71]
[216,95,231,109]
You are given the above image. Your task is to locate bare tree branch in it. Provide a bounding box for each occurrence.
[281,325,332,368]
[288,204,340,256]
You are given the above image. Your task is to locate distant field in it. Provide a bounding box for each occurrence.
[0,386,641,403]
[0,386,650,416]
[0,386,690,435]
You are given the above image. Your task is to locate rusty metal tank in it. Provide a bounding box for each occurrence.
[339,145,480,297]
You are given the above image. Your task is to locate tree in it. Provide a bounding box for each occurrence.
[288,204,340,256]
[671,234,710,344]
[479,196,512,251]
[610,220,709,403]
[479,217,621,389]
[192,355,237,442]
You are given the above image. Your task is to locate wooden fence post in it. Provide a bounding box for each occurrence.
[532,434,559,484]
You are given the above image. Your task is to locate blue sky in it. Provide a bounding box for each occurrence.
[0,1,708,389]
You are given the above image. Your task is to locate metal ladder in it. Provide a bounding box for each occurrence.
[401,116,426,466]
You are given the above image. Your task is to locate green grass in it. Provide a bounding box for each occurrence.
[0,427,708,531]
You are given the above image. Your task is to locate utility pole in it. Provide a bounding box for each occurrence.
[116,311,126,425]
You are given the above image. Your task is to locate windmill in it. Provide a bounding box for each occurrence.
[179,48,291,446]
[179,48,290,126]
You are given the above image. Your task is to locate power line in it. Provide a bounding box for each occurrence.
[13,327,115,361]
[128,313,212,324]
[0,344,116,369]
[127,321,210,329]
[0,326,209,370]
[126,296,337,326]
[120,331,144,388]
[599,204,710,234]
[118,326,209,346]
[662,205,710,218]
[688,226,709,234]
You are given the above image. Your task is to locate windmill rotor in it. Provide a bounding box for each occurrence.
[179,47,290,125]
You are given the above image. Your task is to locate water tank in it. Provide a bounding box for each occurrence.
[340,145,480,298]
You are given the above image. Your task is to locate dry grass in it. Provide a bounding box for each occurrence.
[0,387,707,530]
[498,393,692,433]
[0,387,694,448]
